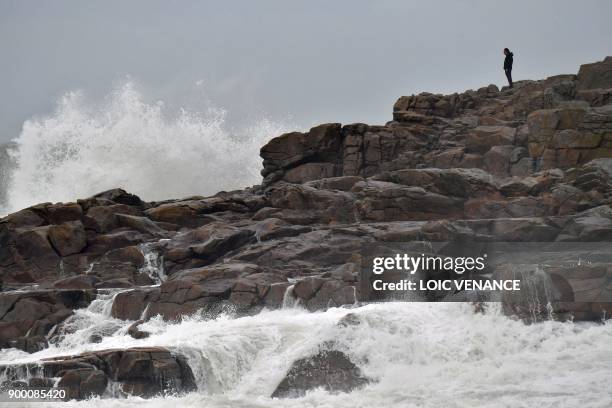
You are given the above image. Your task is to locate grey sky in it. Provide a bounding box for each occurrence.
[1,0,611,142]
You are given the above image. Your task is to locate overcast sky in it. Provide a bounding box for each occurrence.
[1,0,611,142]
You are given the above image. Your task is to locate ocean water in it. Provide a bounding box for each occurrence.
[2,298,610,408]
[0,82,292,216]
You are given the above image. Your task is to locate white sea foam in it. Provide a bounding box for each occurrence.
[1,82,292,216]
[3,302,610,408]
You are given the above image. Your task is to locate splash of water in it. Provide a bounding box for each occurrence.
[2,82,292,215]
[138,243,167,284]
[2,302,611,408]
[0,142,15,212]
[281,284,301,309]
[47,289,128,349]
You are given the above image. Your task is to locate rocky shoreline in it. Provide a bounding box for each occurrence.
[1,56,612,400]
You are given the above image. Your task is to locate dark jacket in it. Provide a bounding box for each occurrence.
[504,52,514,71]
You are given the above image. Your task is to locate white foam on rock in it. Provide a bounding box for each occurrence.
[2,302,610,407]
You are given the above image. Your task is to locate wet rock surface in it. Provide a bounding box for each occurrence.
[1,57,612,399]
[0,347,196,399]
[272,348,370,398]
[0,289,94,352]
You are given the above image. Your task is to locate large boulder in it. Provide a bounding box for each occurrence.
[272,348,370,398]
[569,158,612,192]
[48,221,87,256]
[47,203,83,224]
[159,222,254,273]
[12,226,61,281]
[87,245,151,287]
[261,123,342,184]
[0,290,94,352]
[483,145,515,176]
[0,347,196,400]
[83,204,141,233]
[57,369,108,400]
[466,126,516,154]
[577,56,612,90]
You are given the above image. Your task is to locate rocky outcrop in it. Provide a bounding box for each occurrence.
[262,58,612,187]
[577,56,612,91]
[497,263,612,322]
[0,289,94,352]
[272,348,370,398]
[110,263,287,320]
[2,57,612,362]
[0,347,196,399]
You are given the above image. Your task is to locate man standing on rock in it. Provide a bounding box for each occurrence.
[504,48,514,88]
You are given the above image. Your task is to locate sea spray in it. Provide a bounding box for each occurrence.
[2,82,293,215]
[1,303,611,407]
[0,142,16,215]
